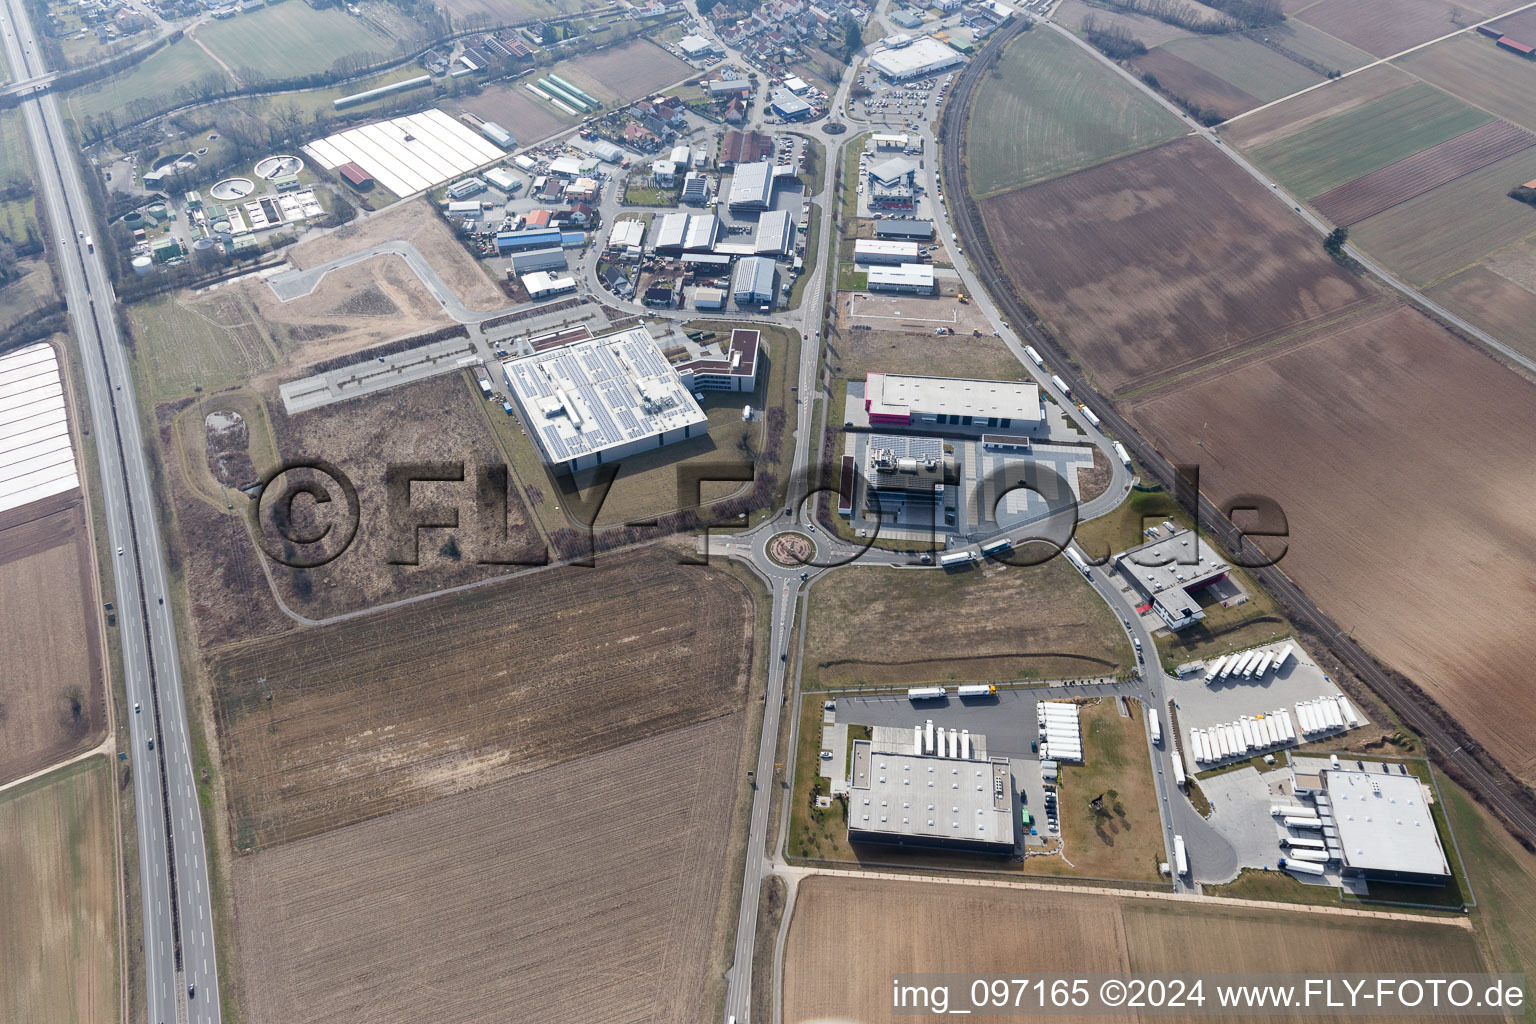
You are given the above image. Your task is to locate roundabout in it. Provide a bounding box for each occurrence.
[766,531,815,567]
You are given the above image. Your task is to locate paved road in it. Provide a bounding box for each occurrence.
[0,3,221,1022]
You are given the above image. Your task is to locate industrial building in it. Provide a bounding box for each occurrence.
[867,35,965,80]
[1296,768,1452,885]
[684,214,719,252]
[446,177,486,200]
[1113,528,1228,632]
[874,218,934,240]
[337,162,373,190]
[868,156,918,188]
[769,87,812,121]
[727,160,776,211]
[754,209,794,255]
[846,738,1016,855]
[508,247,567,275]
[608,218,646,249]
[304,109,505,198]
[676,328,761,392]
[679,32,721,58]
[866,263,934,293]
[720,130,773,166]
[692,286,726,310]
[479,121,516,148]
[854,239,920,265]
[548,155,585,179]
[680,173,711,204]
[496,228,564,254]
[873,132,913,150]
[500,326,709,474]
[483,167,521,193]
[521,271,577,299]
[654,212,691,252]
[732,256,777,306]
[863,372,1043,431]
[863,434,949,509]
[589,139,624,164]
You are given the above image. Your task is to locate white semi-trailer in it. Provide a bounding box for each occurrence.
[1149,710,1162,746]
[908,686,945,701]
[1171,754,1186,788]
[1051,374,1070,395]
[1204,655,1229,681]
[1173,835,1189,877]
[1113,442,1131,467]
[1284,816,1324,831]
[1064,547,1091,578]
[1287,849,1330,863]
[1282,857,1326,876]
[1079,405,1101,427]
[1024,345,1044,366]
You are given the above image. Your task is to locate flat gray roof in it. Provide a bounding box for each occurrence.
[1115,528,1227,611]
[848,743,1015,847]
[728,160,774,208]
[865,372,1041,423]
[1324,769,1450,878]
[501,326,706,466]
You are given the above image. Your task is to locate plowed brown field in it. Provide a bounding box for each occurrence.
[1131,47,1259,120]
[0,492,106,785]
[1223,64,1411,150]
[1312,120,1536,225]
[234,715,744,1024]
[1121,302,1536,783]
[784,875,1485,1023]
[1298,0,1484,58]
[979,137,1375,396]
[212,547,755,850]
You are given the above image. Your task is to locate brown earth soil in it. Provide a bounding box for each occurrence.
[1312,119,1536,226]
[256,371,545,619]
[210,546,755,849]
[1131,47,1260,120]
[0,492,107,784]
[1298,0,1490,58]
[1222,63,1412,151]
[783,875,1487,1024]
[979,137,1378,397]
[232,715,743,1024]
[284,198,505,313]
[1121,301,1536,784]
[1428,259,1536,364]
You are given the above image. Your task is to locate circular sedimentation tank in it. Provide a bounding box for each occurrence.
[254,154,303,180]
[147,204,167,221]
[122,211,144,228]
[212,220,231,234]
[210,177,255,201]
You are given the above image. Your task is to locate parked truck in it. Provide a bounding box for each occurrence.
[1173,834,1189,877]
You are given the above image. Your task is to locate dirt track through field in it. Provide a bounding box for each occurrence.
[234,715,744,1024]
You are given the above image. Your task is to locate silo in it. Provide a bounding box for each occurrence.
[190,236,218,262]
[131,255,153,276]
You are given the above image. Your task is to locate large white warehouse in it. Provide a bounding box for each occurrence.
[867,36,965,80]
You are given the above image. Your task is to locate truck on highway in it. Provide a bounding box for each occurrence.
[1173,834,1189,877]
[84,236,94,252]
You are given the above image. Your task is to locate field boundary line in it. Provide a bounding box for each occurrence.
[785,865,1475,928]
[1223,0,1536,126]
[0,737,113,795]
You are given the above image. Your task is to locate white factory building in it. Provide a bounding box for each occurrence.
[754,209,794,256]
[866,263,935,293]
[854,239,921,265]
[733,256,777,306]
[1113,527,1229,632]
[846,733,1016,855]
[608,218,646,249]
[863,372,1043,432]
[727,160,776,211]
[500,326,709,473]
[303,109,505,198]
[867,36,965,80]
[1293,767,1452,885]
[521,271,577,299]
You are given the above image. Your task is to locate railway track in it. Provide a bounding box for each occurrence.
[938,18,1536,849]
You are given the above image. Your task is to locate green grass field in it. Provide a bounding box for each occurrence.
[0,109,31,188]
[66,39,232,122]
[1351,147,1536,286]
[195,3,402,82]
[967,27,1183,197]
[1159,34,1324,103]
[0,757,118,1024]
[128,293,280,400]
[1250,19,1374,75]
[1248,82,1492,198]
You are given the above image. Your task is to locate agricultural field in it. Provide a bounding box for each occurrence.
[1156,33,1324,104]
[978,137,1377,397]
[782,875,1485,1023]
[801,558,1132,689]
[0,109,31,188]
[64,39,232,123]
[1349,146,1536,285]
[1221,62,1411,151]
[1297,0,1486,58]
[458,85,577,149]
[1055,0,1197,46]
[433,0,604,25]
[1245,82,1491,198]
[234,716,744,1024]
[1249,18,1375,73]
[0,757,117,1024]
[1119,300,1536,785]
[552,37,692,106]
[1129,47,1259,120]
[966,27,1183,196]
[1396,33,1536,134]
[1441,778,1536,991]
[192,3,403,83]
[0,493,106,786]
[210,547,754,849]
[1428,235,1536,361]
[1311,120,1536,225]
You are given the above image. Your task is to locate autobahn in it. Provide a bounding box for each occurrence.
[0,1,223,1021]
[939,16,1536,848]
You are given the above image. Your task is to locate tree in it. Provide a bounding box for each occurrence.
[1323,226,1348,257]
[842,16,862,62]
[540,22,558,45]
